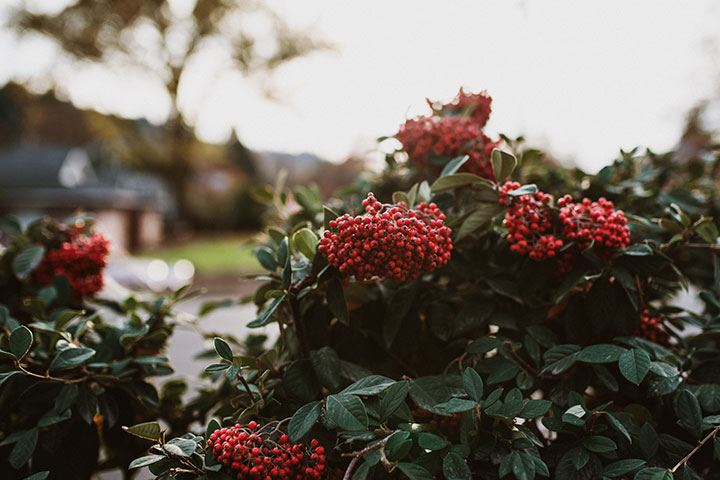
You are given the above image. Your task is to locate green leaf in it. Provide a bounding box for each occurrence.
[247,295,286,328]
[310,347,343,391]
[326,394,368,431]
[443,451,472,480]
[9,429,38,469]
[440,155,469,177]
[255,246,278,271]
[385,431,412,461]
[0,371,20,386]
[417,432,449,451]
[12,245,45,280]
[379,381,409,419]
[435,398,477,413]
[21,473,50,480]
[165,437,197,457]
[342,375,395,396]
[213,337,233,361]
[675,389,703,439]
[288,401,321,442]
[582,435,617,453]
[492,148,517,182]
[292,227,318,260]
[326,277,349,325]
[397,462,433,480]
[634,467,673,480]
[129,454,165,469]
[9,326,33,359]
[462,367,483,402]
[519,399,552,419]
[619,348,651,385]
[205,363,231,373]
[605,412,632,443]
[456,205,503,241]
[431,173,493,193]
[123,421,162,441]
[649,362,679,378]
[49,347,95,371]
[602,459,646,477]
[578,344,626,364]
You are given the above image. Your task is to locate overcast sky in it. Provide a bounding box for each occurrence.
[2,0,720,171]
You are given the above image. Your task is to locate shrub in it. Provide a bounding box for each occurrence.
[0,217,189,479]
[4,89,720,480]
[125,90,720,480]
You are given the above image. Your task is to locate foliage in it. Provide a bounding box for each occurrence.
[0,217,192,479]
[128,91,720,480]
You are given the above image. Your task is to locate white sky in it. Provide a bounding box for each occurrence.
[3,0,720,171]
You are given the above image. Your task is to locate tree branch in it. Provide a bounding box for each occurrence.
[671,424,720,473]
[342,436,391,480]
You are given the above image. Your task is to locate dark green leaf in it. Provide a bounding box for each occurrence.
[288,401,321,442]
[326,394,368,431]
[379,381,409,419]
[582,435,617,453]
[9,429,38,469]
[492,148,517,182]
[129,455,165,469]
[342,375,395,396]
[123,422,162,441]
[13,245,45,280]
[619,349,651,385]
[602,459,646,477]
[247,295,286,328]
[326,277,349,325]
[49,347,95,371]
[578,344,626,364]
[443,451,472,480]
[675,389,703,439]
[9,326,33,359]
[214,337,233,361]
[462,368,483,402]
[397,462,433,480]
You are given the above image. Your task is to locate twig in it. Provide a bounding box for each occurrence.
[16,362,123,385]
[342,436,391,480]
[671,424,720,472]
[503,341,539,377]
[680,243,720,252]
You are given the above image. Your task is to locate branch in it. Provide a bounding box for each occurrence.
[680,243,720,252]
[342,436,391,480]
[671,424,720,473]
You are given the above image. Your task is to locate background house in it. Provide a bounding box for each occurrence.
[0,144,169,253]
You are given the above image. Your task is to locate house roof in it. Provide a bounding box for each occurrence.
[0,144,169,211]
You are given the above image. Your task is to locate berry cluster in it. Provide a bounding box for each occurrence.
[318,193,453,282]
[558,196,631,249]
[34,231,109,297]
[500,182,563,260]
[207,421,326,479]
[639,309,669,345]
[395,88,499,179]
[433,87,492,127]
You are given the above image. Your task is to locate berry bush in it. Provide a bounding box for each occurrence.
[4,88,720,480]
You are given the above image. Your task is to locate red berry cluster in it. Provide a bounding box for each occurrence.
[558,196,631,249]
[34,231,109,297]
[318,193,453,282]
[395,89,499,179]
[500,182,563,260]
[639,309,669,345]
[433,87,492,127]
[207,421,326,479]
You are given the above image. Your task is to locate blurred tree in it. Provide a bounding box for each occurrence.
[11,0,327,220]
